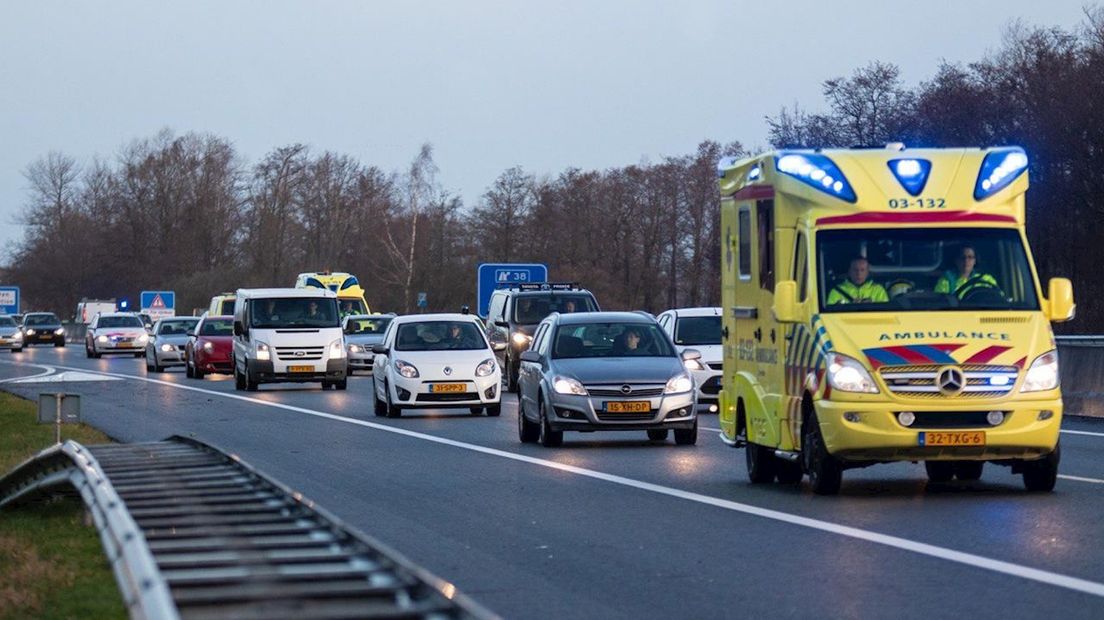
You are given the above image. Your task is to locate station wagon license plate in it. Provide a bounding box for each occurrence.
[919,431,986,447]
[430,383,466,393]
[289,365,314,373]
[605,401,651,414]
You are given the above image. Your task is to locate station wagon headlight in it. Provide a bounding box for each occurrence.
[475,358,497,377]
[329,339,345,359]
[664,372,694,394]
[826,352,879,394]
[395,359,419,378]
[256,341,271,361]
[1021,350,1059,392]
[552,375,588,396]
[160,343,174,352]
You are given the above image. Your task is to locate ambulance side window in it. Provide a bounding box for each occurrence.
[757,199,774,292]
[793,232,809,302]
[738,207,752,280]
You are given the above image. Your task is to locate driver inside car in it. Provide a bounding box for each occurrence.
[935,244,1001,299]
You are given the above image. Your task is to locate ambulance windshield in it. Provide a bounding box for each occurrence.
[816,228,1039,313]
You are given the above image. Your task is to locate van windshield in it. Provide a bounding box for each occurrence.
[817,228,1039,313]
[249,298,339,328]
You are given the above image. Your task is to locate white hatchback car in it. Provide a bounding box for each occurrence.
[85,312,149,358]
[657,307,722,413]
[372,314,506,417]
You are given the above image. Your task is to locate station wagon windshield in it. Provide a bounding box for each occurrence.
[817,228,1039,313]
[24,314,60,326]
[249,298,339,328]
[552,322,675,359]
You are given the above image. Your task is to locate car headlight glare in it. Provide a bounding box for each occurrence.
[475,358,497,377]
[348,344,362,353]
[55,327,66,335]
[97,335,108,343]
[160,343,174,352]
[139,333,149,343]
[203,341,214,352]
[1021,350,1059,392]
[25,329,36,336]
[664,372,694,394]
[512,332,532,347]
[395,359,419,378]
[826,352,879,393]
[256,341,271,361]
[13,332,23,340]
[329,339,345,359]
[552,375,588,396]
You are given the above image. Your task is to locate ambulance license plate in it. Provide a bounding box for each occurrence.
[430,383,466,393]
[605,401,651,414]
[289,365,314,373]
[919,431,986,447]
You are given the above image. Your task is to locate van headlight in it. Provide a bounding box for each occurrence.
[1021,350,1059,392]
[256,341,271,361]
[552,375,588,395]
[475,358,497,377]
[512,332,532,348]
[664,372,694,394]
[394,359,419,378]
[348,344,362,354]
[826,352,879,394]
[329,339,345,359]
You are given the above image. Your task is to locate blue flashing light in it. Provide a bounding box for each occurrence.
[974,147,1028,201]
[748,164,762,181]
[888,158,932,196]
[119,300,129,310]
[774,152,857,203]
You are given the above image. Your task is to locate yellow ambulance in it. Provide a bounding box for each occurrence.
[717,145,1073,494]
[294,272,372,317]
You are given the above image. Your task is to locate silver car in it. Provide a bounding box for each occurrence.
[145,316,200,372]
[517,311,700,447]
[0,315,24,353]
[342,314,395,374]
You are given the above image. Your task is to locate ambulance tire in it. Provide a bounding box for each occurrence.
[776,459,804,484]
[803,410,842,495]
[925,461,955,483]
[745,443,777,484]
[1023,443,1060,492]
[954,461,984,481]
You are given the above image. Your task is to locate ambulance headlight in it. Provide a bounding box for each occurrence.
[974,147,1028,200]
[775,152,857,202]
[825,352,879,394]
[1021,350,1059,392]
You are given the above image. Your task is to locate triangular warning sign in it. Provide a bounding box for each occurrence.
[150,294,166,309]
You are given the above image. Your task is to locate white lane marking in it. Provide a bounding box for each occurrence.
[1058,474,1104,485]
[0,363,56,383]
[5,360,1104,599]
[1061,429,1104,438]
[10,370,122,383]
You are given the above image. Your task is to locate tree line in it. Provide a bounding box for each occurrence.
[4,10,1102,331]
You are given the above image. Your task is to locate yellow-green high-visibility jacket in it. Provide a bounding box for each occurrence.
[934,271,999,298]
[826,280,889,305]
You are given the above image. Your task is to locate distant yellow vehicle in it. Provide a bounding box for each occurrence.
[295,272,371,316]
[717,145,1073,494]
[208,292,236,316]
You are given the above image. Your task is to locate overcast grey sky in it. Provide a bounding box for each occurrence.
[0,1,1089,254]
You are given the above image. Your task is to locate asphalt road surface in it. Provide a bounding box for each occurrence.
[3,346,1104,619]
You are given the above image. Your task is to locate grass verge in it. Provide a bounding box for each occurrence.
[0,390,126,619]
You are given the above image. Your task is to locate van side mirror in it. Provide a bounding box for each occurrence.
[1046,277,1075,322]
[772,280,800,323]
[233,320,245,337]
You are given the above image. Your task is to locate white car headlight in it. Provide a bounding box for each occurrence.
[1021,350,1059,392]
[97,334,108,343]
[475,358,497,377]
[13,332,23,340]
[512,332,532,347]
[394,359,419,378]
[664,372,694,394]
[160,343,174,352]
[256,341,271,361]
[552,375,587,396]
[683,358,705,371]
[203,341,214,352]
[329,339,345,359]
[25,329,36,336]
[139,333,150,343]
[826,352,879,393]
[55,328,66,335]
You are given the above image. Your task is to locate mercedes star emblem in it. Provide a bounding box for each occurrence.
[937,367,965,396]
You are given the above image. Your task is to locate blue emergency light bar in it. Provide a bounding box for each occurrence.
[775,152,857,203]
[974,147,1028,201]
[888,158,932,196]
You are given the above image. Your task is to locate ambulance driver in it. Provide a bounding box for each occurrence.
[827,256,889,305]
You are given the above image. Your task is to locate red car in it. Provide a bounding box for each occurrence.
[185,315,234,379]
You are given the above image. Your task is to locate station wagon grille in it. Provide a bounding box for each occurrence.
[879,364,1018,399]
[585,384,664,398]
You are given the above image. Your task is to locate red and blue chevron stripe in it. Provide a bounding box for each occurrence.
[862,344,967,369]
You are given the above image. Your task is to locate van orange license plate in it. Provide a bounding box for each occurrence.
[919,431,986,447]
[605,401,650,414]
[430,383,466,393]
[289,365,313,373]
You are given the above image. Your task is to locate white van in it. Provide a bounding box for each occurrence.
[232,288,348,391]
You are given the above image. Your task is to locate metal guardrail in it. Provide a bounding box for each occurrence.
[0,436,494,619]
[1055,335,1104,347]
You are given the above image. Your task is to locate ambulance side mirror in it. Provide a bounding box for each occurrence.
[772,281,801,323]
[1046,277,1075,322]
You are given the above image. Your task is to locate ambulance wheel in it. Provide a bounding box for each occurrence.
[954,461,984,481]
[776,459,804,484]
[1023,443,1060,492]
[803,410,842,495]
[746,442,777,484]
[925,461,955,483]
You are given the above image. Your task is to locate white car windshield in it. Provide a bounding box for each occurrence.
[552,322,676,359]
[395,321,485,351]
[98,316,143,328]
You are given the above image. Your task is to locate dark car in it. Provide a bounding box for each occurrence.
[185,315,234,379]
[484,283,599,392]
[20,312,66,347]
[516,311,700,447]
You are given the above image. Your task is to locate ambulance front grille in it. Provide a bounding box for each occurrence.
[879,365,1018,398]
